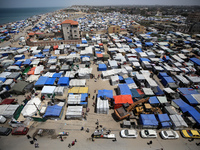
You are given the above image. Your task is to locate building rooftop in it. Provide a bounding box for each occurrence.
[61,20,78,25]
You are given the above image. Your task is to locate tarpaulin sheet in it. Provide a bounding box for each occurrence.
[98,64,107,71]
[43,105,62,118]
[161,77,175,86]
[98,89,113,98]
[57,77,69,86]
[157,114,172,127]
[188,110,200,125]
[183,95,199,105]
[118,84,132,96]
[68,87,88,93]
[14,61,22,66]
[178,88,199,95]
[173,99,194,113]
[140,58,150,62]
[190,57,200,66]
[22,59,32,65]
[158,72,168,79]
[140,114,158,126]
[125,78,135,84]
[114,95,133,104]
[52,73,62,78]
[0,77,6,83]
[155,86,164,96]
[149,96,159,104]
[130,89,141,98]
[35,76,48,86]
[45,78,56,85]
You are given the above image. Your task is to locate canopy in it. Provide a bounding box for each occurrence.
[140,114,158,126]
[45,78,56,85]
[98,89,113,99]
[98,64,107,71]
[57,77,69,86]
[43,104,63,118]
[118,84,132,96]
[157,114,172,128]
[114,95,133,104]
[68,87,88,94]
[35,76,48,87]
[149,96,159,104]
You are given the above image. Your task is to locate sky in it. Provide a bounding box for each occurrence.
[0,0,200,8]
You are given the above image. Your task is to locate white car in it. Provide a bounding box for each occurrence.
[160,130,179,139]
[120,129,138,138]
[140,129,157,138]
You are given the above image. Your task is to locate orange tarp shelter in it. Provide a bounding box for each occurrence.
[113,95,133,109]
[27,67,36,75]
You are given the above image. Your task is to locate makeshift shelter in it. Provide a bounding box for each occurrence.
[57,77,69,87]
[41,86,56,98]
[68,87,88,94]
[69,79,86,87]
[54,87,65,96]
[43,103,64,119]
[0,104,19,118]
[113,95,133,109]
[45,78,56,85]
[10,81,32,94]
[111,75,119,86]
[98,64,107,71]
[148,96,160,106]
[97,89,113,99]
[0,98,15,105]
[117,84,132,96]
[170,114,188,130]
[157,114,172,128]
[140,114,158,128]
[21,97,41,117]
[65,106,83,120]
[34,76,48,87]
[96,98,109,114]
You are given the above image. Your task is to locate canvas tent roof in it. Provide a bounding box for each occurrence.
[114,95,133,104]
[69,79,86,87]
[68,87,88,94]
[98,89,113,99]
[10,81,30,94]
[43,104,63,118]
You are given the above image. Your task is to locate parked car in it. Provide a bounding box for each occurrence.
[12,127,29,135]
[120,129,138,138]
[0,127,12,136]
[140,129,157,138]
[180,130,200,139]
[160,130,179,139]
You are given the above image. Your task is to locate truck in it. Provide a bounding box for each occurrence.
[114,97,150,120]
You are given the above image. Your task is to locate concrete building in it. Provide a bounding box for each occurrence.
[61,20,80,40]
[108,25,120,34]
[129,23,146,34]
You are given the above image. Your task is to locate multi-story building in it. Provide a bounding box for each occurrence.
[108,25,120,34]
[129,23,146,34]
[61,20,80,40]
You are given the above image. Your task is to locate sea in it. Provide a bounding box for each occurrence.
[0,7,65,25]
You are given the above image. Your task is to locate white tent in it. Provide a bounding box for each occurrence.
[21,97,41,117]
[77,68,92,79]
[67,94,81,105]
[41,86,56,95]
[110,75,119,86]
[69,79,86,87]
[26,75,40,83]
[65,106,83,120]
[34,65,44,75]
[96,98,109,114]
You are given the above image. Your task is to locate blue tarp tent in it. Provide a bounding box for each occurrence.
[161,77,175,86]
[125,78,135,84]
[35,76,48,87]
[34,54,45,58]
[14,55,25,61]
[140,114,158,127]
[118,84,132,96]
[82,40,87,44]
[140,58,151,62]
[126,38,132,43]
[135,48,143,53]
[183,95,199,105]
[190,57,200,66]
[43,105,62,118]
[188,110,200,125]
[157,114,172,128]
[57,77,69,86]
[130,89,141,98]
[149,96,159,104]
[98,89,113,98]
[155,86,165,96]
[173,99,194,113]
[158,72,169,79]
[81,93,88,101]
[43,49,49,52]
[22,59,32,65]
[118,76,123,81]
[52,73,62,78]
[45,78,56,85]
[145,42,154,47]
[0,77,6,83]
[14,61,22,66]
[177,88,199,95]
[98,64,107,71]
[80,55,90,59]
[49,56,57,59]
